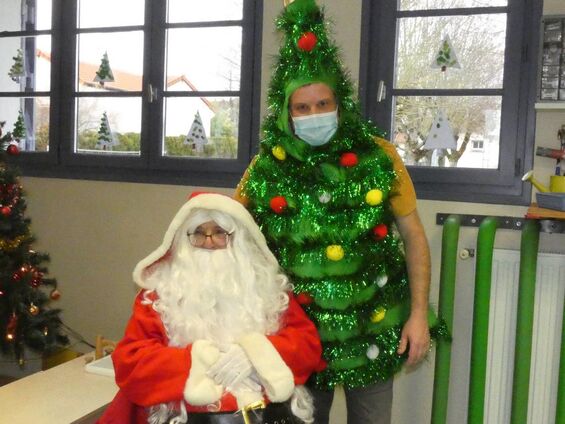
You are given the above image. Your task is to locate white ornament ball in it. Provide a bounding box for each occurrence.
[366,344,380,360]
[319,192,331,204]
[376,275,388,288]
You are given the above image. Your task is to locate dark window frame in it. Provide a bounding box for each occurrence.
[359,0,542,205]
[7,0,263,189]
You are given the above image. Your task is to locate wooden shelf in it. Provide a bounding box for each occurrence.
[526,203,565,220]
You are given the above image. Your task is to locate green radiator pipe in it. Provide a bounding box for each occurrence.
[431,215,460,424]
[510,219,539,424]
[468,217,498,424]
[557,293,565,424]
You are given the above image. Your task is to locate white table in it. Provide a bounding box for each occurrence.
[0,355,118,423]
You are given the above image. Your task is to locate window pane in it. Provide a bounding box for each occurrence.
[166,27,242,91]
[396,14,506,89]
[76,97,141,155]
[400,0,507,10]
[0,97,50,152]
[167,0,243,23]
[163,96,239,159]
[0,36,51,92]
[78,0,145,28]
[393,95,501,169]
[0,0,52,31]
[77,32,144,92]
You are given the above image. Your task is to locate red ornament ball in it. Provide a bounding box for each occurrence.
[6,144,19,155]
[296,292,314,305]
[340,152,359,167]
[1,206,11,216]
[270,196,288,214]
[50,289,61,300]
[297,31,318,52]
[372,224,388,241]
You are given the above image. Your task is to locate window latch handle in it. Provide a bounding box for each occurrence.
[377,80,387,102]
[148,84,159,103]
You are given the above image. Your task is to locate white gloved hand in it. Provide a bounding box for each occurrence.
[206,344,256,391]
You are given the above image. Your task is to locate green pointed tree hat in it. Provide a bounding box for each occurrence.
[268,0,365,158]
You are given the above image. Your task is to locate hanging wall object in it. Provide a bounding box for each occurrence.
[431,34,461,72]
[184,111,209,153]
[12,110,26,143]
[96,111,119,150]
[424,109,457,150]
[8,49,25,82]
[93,52,115,85]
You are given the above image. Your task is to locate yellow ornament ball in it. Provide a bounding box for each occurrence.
[326,244,344,261]
[272,145,286,161]
[370,307,387,323]
[365,189,383,206]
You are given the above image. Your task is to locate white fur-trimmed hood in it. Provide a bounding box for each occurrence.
[133,193,279,289]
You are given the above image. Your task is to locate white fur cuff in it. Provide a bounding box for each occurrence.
[238,333,294,402]
[184,340,223,406]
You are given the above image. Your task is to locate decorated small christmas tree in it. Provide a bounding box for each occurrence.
[432,34,461,72]
[96,112,118,150]
[241,0,447,390]
[8,49,25,82]
[12,110,26,143]
[184,111,209,153]
[93,52,115,86]
[0,122,68,366]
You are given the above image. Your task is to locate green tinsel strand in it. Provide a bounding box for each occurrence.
[311,326,407,389]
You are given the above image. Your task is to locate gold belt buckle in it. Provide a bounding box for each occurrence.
[240,399,267,424]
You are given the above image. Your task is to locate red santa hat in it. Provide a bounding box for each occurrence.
[133,193,279,289]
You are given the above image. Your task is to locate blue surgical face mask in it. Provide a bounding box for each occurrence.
[292,109,338,147]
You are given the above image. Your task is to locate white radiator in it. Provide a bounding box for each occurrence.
[484,249,565,424]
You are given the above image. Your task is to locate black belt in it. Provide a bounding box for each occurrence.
[185,401,297,424]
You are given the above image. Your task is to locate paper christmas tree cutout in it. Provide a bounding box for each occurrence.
[96,112,119,150]
[424,109,457,149]
[184,111,208,153]
[12,110,26,141]
[8,49,25,82]
[94,52,115,85]
[431,35,461,72]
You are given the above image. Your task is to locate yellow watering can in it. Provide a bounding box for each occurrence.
[522,170,565,193]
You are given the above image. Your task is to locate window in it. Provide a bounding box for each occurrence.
[0,0,262,187]
[0,0,52,153]
[360,0,542,204]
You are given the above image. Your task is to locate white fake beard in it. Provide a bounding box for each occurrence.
[148,247,287,346]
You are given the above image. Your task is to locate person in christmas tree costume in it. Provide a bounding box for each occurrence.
[99,193,323,424]
[235,1,448,423]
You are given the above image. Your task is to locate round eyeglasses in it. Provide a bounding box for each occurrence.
[187,230,233,247]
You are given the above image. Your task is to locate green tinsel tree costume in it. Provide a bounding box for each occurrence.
[240,0,447,390]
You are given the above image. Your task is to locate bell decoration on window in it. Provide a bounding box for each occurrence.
[94,51,115,86]
[12,110,26,144]
[431,34,461,72]
[96,112,119,151]
[8,49,25,83]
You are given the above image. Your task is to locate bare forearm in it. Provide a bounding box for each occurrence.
[396,210,431,317]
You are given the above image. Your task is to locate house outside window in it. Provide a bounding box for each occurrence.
[0,0,262,187]
[360,0,542,204]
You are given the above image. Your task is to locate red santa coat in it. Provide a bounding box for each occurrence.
[98,291,323,424]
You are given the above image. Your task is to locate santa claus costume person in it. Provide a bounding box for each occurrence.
[99,193,323,424]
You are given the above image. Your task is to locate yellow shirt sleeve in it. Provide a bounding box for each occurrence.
[375,137,417,217]
[233,155,258,207]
